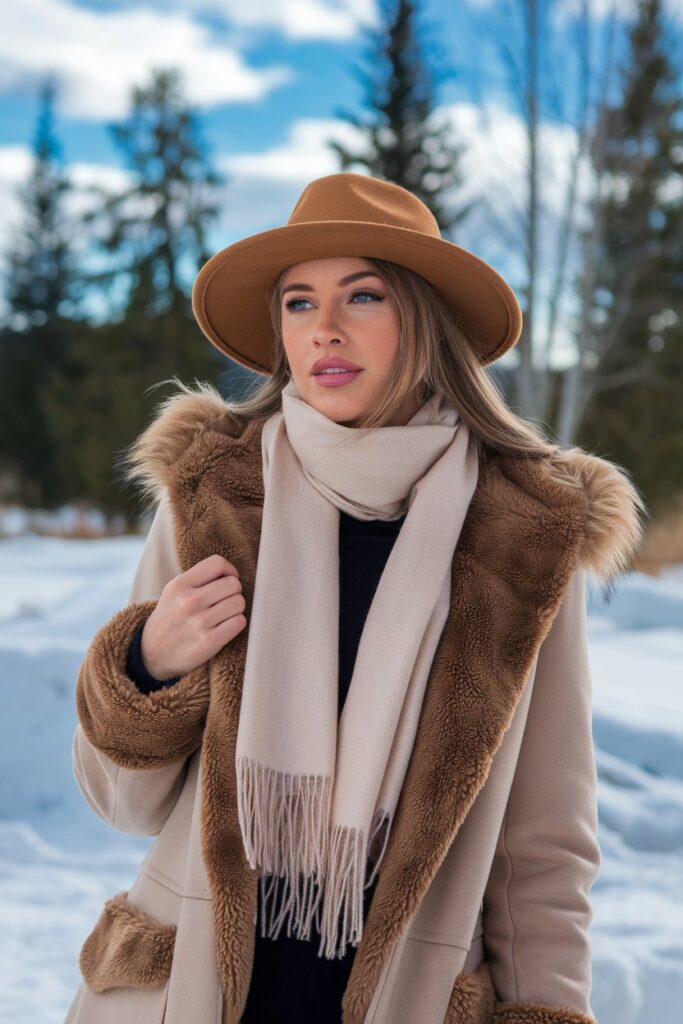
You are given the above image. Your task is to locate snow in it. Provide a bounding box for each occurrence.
[0,530,681,1023]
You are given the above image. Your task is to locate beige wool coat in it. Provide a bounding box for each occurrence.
[64,385,644,1024]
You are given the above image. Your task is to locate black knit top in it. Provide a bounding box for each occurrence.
[125,508,407,1024]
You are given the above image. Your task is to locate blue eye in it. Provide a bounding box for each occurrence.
[284,297,310,312]
[284,288,384,312]
[350,288,384,303]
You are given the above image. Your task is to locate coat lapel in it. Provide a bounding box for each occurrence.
[340,445,589,1023]
[123,392,644,1024]
[164,416,265,1024]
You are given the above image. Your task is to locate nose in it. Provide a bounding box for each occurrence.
[311,297,346,346]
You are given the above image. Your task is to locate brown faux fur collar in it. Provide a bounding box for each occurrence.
[121,379,646,592]
[115,381,645,1023]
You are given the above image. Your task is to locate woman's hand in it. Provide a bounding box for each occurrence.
[140,554,247,679]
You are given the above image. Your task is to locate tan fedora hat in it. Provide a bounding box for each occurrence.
[191,172,523,373]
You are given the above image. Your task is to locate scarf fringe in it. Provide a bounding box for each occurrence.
[365,806,392,888]
[317,822,366,958]
[236,756,331,877]
[237,756,393,959]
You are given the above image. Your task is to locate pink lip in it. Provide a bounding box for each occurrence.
[313,369,363,388]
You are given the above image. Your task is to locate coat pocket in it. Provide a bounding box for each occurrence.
[445,959,497,1024]
[79,889,177,993]
[445,960,598,1024]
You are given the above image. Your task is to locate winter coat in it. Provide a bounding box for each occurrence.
[64,386,644,1024]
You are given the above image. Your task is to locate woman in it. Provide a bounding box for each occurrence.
[65,173,646,1024]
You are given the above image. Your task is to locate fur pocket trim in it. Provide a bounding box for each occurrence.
[79,889,176,993]
[446,960,497,1023]
[446,961,597,1024]
[493,1005,597,1023]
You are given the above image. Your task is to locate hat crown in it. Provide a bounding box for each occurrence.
[192,173,523,373]
[286,172,441,238]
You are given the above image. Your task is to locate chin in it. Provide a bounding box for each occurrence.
[322,408,362,427]
[304,392,366,423]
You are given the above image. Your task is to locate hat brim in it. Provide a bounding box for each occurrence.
[191,220,523,374]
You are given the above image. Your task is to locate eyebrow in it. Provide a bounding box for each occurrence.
[280,271,382,296]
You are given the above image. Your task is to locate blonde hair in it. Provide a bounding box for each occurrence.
[139,255,642,507]
[120,256,648,589]
[176,256,563,459]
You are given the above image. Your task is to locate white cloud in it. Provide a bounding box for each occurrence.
[0,102,601,367]
[201,105,592,368]
[421,99,597,368]
[202,117,368,240]
[440,98,594,235]
[214,100,595,314]
[554,0,653,21]
[0,144,133,239]
[109,0,378,41]
[555,0,683,27]
[220,117,365,181]
[0,145,133,320]
[0,145,32,205]
[0,0,293,120]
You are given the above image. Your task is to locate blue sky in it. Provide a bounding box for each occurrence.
[0,1,511,181]
[0,0,679,364]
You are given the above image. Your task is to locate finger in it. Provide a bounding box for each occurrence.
[182,553,240,589]
[201,593,247,630]
[209,609,247,645]
[195,574,243,610]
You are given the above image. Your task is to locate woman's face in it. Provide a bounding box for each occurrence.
[278,255,421,426]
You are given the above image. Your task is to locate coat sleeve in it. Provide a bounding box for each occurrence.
[482,566,602,1024]
[71,490,210,836]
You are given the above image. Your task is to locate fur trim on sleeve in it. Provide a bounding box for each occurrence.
[75,600,211,769]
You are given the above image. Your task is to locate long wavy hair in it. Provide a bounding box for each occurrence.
[139,257,621,485]
[118,255,648,593]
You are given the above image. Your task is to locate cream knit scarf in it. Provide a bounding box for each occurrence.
[235,377,479,960]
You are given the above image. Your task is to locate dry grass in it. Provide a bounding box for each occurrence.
[634,502,683,577]
[0,506,138,541]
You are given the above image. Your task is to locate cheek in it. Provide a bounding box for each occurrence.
[281,305,400,376]
[281,328,307,371]
[367,318,401,373]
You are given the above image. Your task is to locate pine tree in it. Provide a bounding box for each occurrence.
[0,77,81,506]
[37,67,227,520]
[82,66,225,322]
[4,76,79,327]
[579,0,683,514]
[329,0,476,236]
